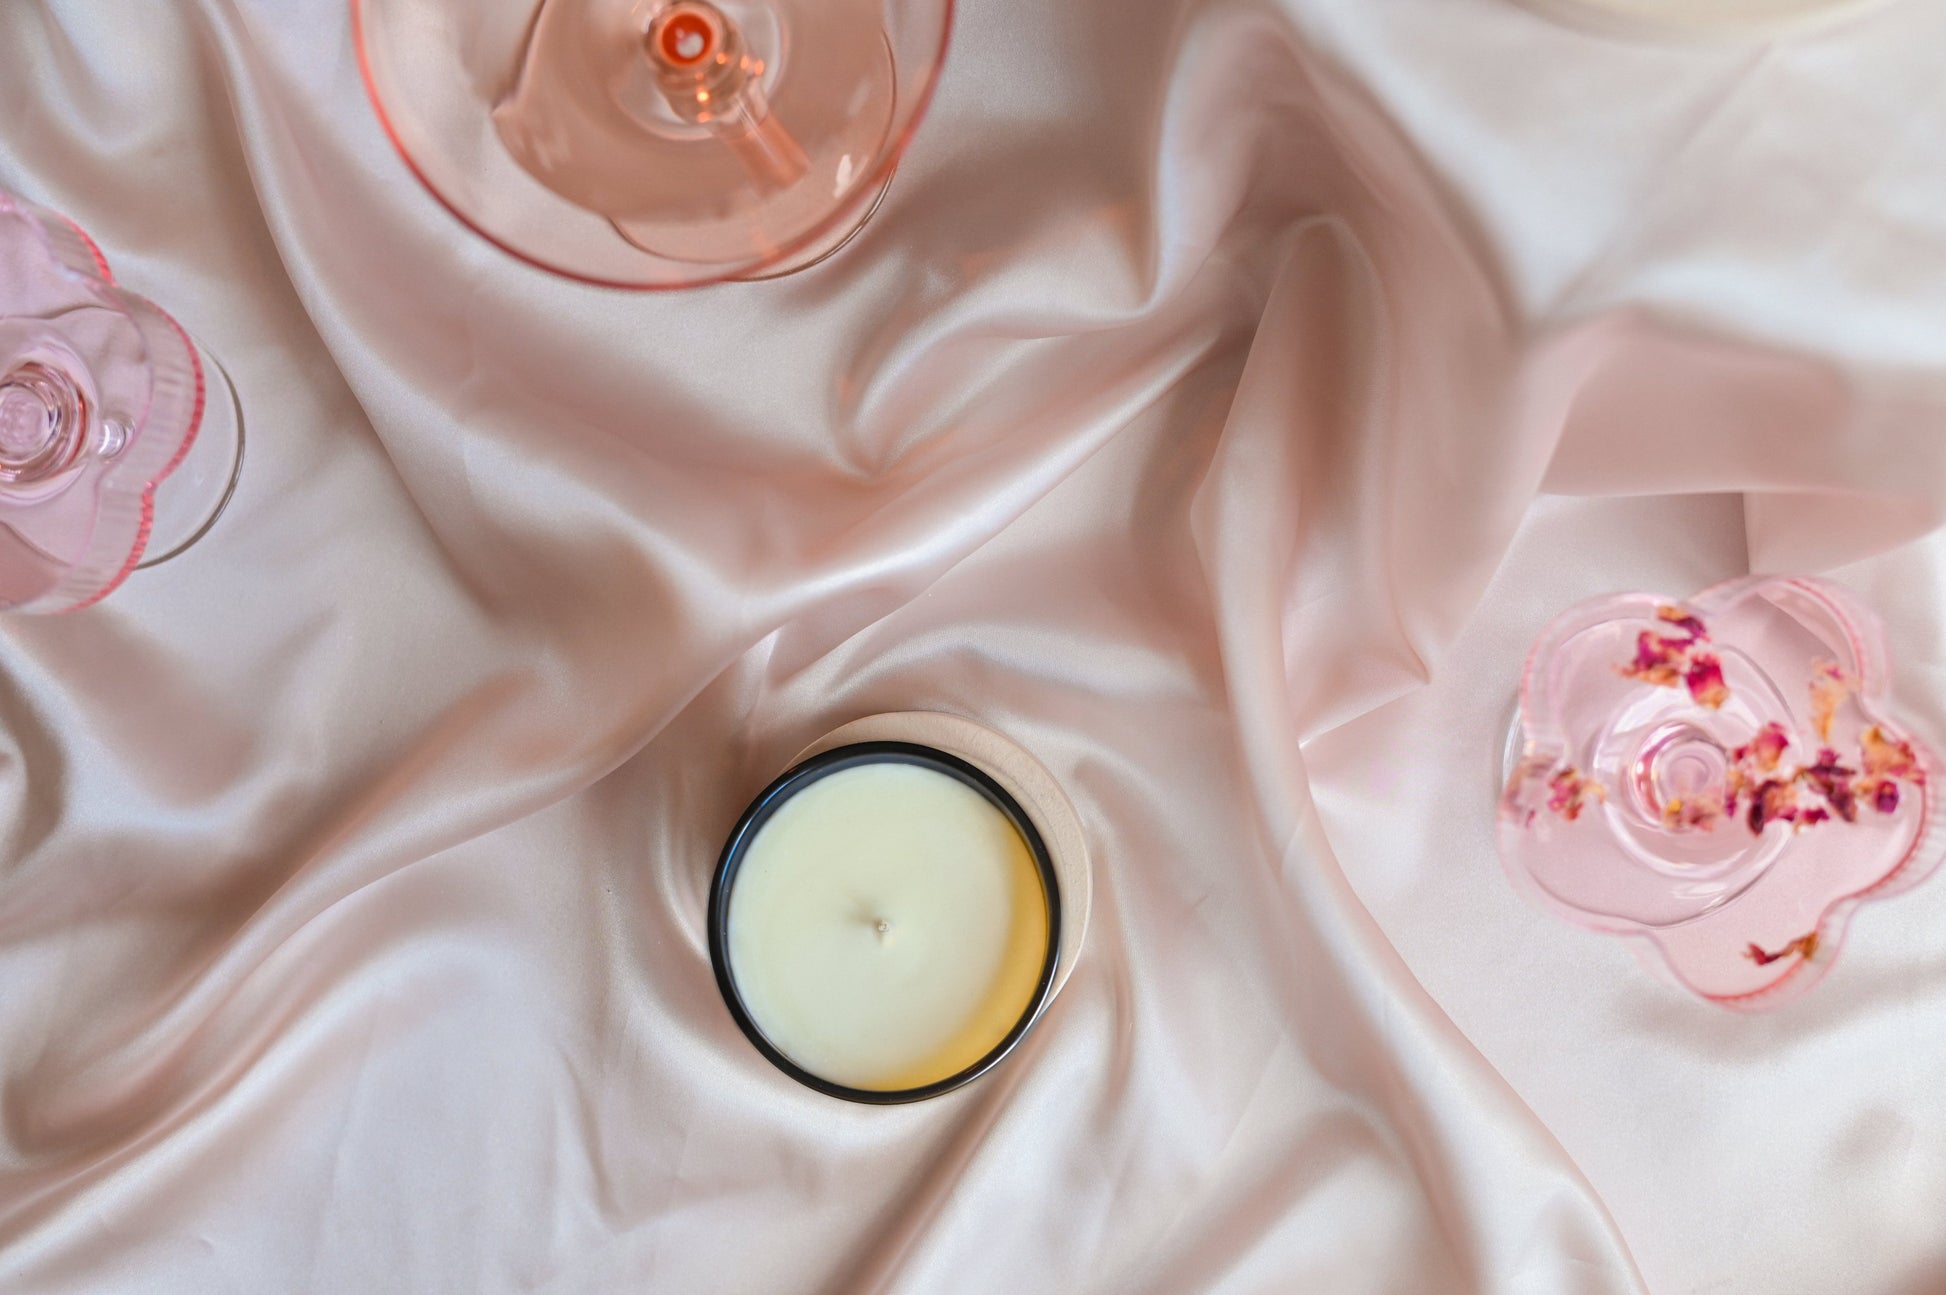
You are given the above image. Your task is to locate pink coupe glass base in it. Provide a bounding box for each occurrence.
[1,191,244,612]
[353,0,951,289]
[733,164,894,280]
[1499,576,1942,1009]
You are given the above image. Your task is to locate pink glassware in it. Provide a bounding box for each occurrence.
[352,0,954,288]
[1499,576,1943,1009]
[0,191,242,614]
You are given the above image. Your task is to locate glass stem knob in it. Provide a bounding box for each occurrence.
[644,1,809,192]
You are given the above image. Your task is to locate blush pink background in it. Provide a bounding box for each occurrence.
[3,1,1946,1291]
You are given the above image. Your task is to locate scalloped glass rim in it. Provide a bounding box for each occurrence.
[1,193,209,614]
[1499,574,1945,1010]
[350,0,956,289]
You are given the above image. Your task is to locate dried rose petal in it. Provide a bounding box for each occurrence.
[1502,755,1566,827]
[1724,766,1748,809]
[1684,654,1730,709]
[1748,778,1801,833]
[1662,796,1724,831]
[1797,806,1831,828]
[1745,931,1819,966]
[1656,606,1709,639]
[1860,725,1923,784]
[1620,631,1687,688]
[1809,659,1855,744]
[1732,722,1790,774]
[1545,767,1606,822]
[1799,751,1860,823]
[1872,779,1900,814]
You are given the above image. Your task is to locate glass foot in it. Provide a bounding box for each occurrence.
[139,339,243,569]
[733,163,895,280]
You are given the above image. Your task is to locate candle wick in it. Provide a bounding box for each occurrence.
[874,918,890,941]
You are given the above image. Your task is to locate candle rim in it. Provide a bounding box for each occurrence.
[708,740,1063,1105]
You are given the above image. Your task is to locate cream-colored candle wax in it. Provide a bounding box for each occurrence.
[726,760,1051,1093]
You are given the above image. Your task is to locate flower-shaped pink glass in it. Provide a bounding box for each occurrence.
[0,192,213,613]
[353,0,954,288]
[1499,576,1942,1009]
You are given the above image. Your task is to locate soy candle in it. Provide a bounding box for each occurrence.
[709,743,1060,1102]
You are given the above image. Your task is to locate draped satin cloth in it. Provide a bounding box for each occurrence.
[4,0,1946,1290]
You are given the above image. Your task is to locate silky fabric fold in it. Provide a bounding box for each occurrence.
[1,0,1944,1292]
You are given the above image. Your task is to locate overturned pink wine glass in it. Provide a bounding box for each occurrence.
[0,190,243,613]
[1499,576,1943,1009]
[352,0,954,288]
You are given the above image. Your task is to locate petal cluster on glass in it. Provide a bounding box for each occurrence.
[1523,608,1927,840]
[1617,605,1728,708]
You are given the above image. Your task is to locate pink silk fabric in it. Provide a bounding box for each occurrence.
[5,0,1946,1290]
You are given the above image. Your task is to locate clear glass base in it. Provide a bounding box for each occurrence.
[732,164,894,280]
[139,339,243,569]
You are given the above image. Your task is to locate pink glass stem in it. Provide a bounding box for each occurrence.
[644,1,810,192]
